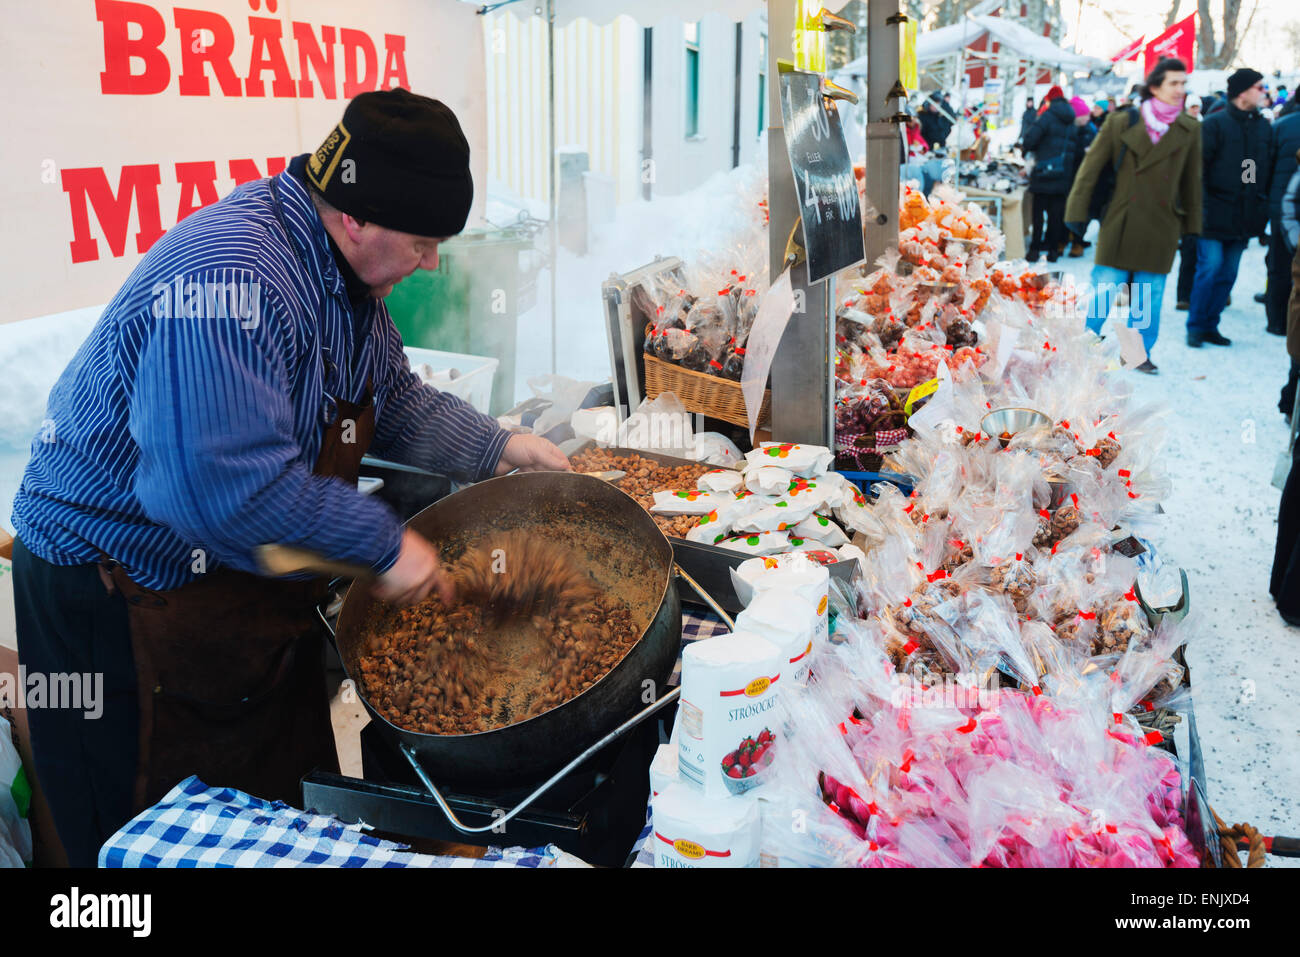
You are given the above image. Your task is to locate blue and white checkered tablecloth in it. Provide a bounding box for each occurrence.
[99,776,561,868]
[102,610,730,868]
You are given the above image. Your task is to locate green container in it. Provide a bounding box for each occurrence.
[384,226,538,416]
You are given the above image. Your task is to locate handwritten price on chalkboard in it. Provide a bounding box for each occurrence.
[801,169,858,226]
[784,76,832,142]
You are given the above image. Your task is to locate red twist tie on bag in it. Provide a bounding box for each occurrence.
[956,716,977,734]
[903,639,919,656]
[1144,730,1163,746]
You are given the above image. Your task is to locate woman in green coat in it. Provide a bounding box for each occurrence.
[1065,57,1202,373]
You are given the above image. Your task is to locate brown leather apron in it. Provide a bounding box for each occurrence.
[101,391,376,812]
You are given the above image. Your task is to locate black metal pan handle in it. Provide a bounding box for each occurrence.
[400,685,681,835]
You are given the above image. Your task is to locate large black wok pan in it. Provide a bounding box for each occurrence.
[332,471,682,792]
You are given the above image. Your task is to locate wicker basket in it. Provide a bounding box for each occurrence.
[642,354,771,429]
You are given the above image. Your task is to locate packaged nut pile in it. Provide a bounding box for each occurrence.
[652,182,1198,867]
[633,223,770,382]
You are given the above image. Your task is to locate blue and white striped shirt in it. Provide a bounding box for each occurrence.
[12,157,511,590]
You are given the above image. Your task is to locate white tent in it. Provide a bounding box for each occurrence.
[464,0,767,26]
[832,7,1106,76]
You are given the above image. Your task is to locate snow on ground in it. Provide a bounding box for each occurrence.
[1058,230,1300,857]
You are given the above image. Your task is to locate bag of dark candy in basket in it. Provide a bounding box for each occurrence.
[834,376,908,471]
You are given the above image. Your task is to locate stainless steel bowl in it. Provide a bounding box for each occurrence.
[981,407,1052,447]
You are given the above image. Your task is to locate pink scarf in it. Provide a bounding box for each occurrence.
[1141,96,1183,144]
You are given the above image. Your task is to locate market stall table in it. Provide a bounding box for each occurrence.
[98,608,733,868]
[960,185,1026,260]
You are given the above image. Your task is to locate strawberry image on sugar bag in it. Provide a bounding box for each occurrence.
[652,781,761,868]
[678,630,783,799]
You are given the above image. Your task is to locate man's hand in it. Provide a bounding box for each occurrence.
[373,528,455,607]
[494,433,571,476]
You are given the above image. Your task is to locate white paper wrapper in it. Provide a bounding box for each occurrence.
[729,552,832,631]
[735,590,817,685]
[732,495,821,534]
[837,543,869,564]
[744,442,834,478]
[650,489,728,516]
[682,495,763,543]
[650,743,679,798]
[697,468,745,494]
[743,466,794,495]
[712,531,791,557]
[652,782,761,868]
[790,513,850,547]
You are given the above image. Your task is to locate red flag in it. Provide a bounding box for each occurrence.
[1111,36,1144,63]
[1144,14,1196,75]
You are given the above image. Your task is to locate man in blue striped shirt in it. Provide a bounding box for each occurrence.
[11,90,568,865]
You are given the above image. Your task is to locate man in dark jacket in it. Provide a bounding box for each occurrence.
[1065,96,1097,256]
[1265,111,1300,334]
[919,96,954,151]
[1186,68,1275,347]
[1022,87,1077,261]
[1017,97,1036,147]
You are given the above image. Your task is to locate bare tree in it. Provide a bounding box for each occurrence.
[1165,0,1182,29]
[1198,0,1262,69]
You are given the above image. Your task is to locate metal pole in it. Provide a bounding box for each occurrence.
[955,14,970,185]
[547,0,558,375]
[862,0,902,268]
[767,0,833,447]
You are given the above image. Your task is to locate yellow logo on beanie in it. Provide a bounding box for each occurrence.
[308,121,352,191]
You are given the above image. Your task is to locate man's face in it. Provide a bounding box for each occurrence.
[340,219,447,298]
[1237,81,1266,110]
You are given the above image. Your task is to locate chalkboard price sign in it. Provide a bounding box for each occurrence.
[778,69,864,284]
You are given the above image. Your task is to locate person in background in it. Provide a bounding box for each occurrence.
[1276,158,1300,418]
[1064,96,1098,257]
[1017,96,1037,148]
[1090,101,1109,125]
[919,95,953,151]
[1175,94,1206,309]
[901,113,937,195]
[1266,104,1300,335]
[1278,85,1289,107]
[1066,58,1201,374]
[1205,91,1228,115]
[1186,68,1274,348]
[1022,86,1076,262]
[1269,235,1300,627]
[1279,93,1300,120]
